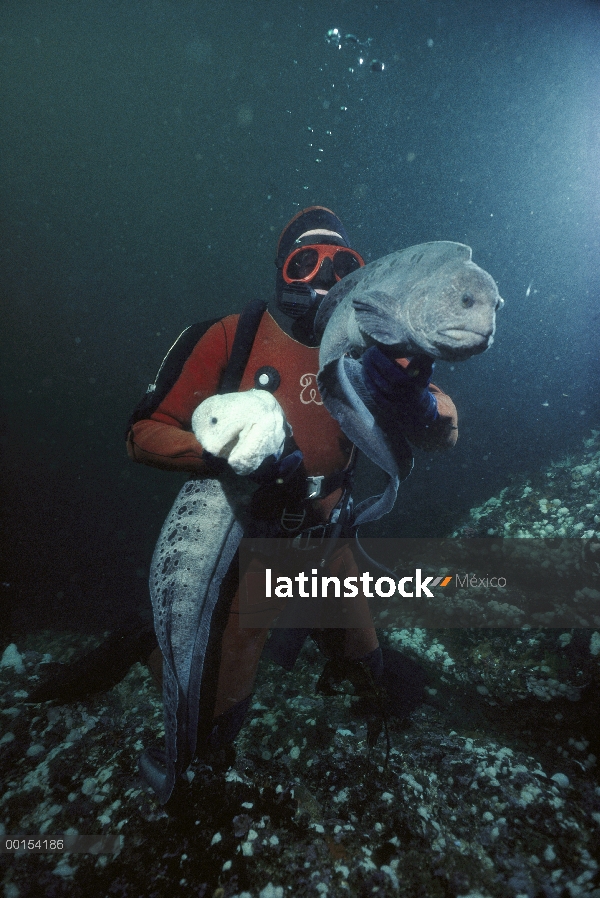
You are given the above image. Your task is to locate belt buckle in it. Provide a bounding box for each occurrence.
[306,475,324,500]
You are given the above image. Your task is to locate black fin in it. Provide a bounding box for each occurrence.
[26,624,158,704]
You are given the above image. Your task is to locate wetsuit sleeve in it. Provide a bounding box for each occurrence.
[126,316,238,473]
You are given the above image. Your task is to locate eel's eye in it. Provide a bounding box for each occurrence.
[461,293,475,308]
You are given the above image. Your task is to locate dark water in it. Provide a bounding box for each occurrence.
[1,0,599,635]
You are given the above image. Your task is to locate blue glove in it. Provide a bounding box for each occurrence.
[248,445,304,485]
[361,346,439,430]
[203,446,304,484]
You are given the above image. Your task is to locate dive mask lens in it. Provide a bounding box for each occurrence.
[285,248,320,281]
[333,249,362,278]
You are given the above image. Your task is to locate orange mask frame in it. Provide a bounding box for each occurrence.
[282,244,365,284]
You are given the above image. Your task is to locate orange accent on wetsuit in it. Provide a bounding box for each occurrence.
[126,310,458,722]
[127,311,458,473]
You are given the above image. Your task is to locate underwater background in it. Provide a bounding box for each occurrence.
[1,1,600,895]
[1,0,599,635]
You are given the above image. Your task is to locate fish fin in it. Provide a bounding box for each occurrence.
[317,356,402,526]
[351,291,407,346]
[402,241,472,273]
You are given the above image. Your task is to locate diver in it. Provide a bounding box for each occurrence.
[30,208,458,798]
[128,206,458,785]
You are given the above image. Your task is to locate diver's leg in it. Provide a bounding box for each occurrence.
[145,628,266,723]
[197,629,269,768]
[337,547,426,719]
[211,605,270,719]
[196,556,272,764]
[343,627,379,660]
[325,541,380,660]
[309,542,378,664]
[143,608,270,706]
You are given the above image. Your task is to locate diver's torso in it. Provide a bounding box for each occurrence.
[237,310,353,479]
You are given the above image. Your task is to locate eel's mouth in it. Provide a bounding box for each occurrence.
[217,436,239,459]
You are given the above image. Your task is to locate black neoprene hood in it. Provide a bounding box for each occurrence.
[275,206,351,268]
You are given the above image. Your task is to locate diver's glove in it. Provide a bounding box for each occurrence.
[202,442,303,482]
[248,439,304,485]
[361,346,439,430]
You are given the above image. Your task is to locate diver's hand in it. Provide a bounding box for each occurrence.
[192,389,290,475]
[361,346,438,427]
[203,442,304,483]
[403,354,435,389]
[248,439,304,485]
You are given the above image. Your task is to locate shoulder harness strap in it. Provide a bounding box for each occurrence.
[126,301,267,435]
[218,298,267,395]
[126,318,220,435]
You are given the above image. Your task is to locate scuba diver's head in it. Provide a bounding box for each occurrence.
[274,206,364,324]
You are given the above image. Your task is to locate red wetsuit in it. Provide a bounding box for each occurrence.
[127,310,458,724]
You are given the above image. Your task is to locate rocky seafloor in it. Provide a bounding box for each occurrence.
[1,432,600,898]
